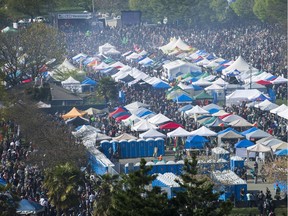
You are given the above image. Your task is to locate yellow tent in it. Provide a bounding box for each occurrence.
[62,107,87,120]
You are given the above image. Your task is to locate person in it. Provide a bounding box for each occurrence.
[246,191,252,207]
[240,188,245,201]
[158,155,163,161]
[275,183,281,200]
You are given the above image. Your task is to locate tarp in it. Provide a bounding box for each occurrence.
[122,114,142,126]
[36,101,51,108]
[167,127,192,137]
[139,128,166,139]
[62,107,87,120]
[109,107,126,117]
[190,126,217,136]
[81,78,97,86]
[275,149,288,156]
[131,119,158,131]
[148,113,171,125]
[125,101,150,113]
[185,135,208,149]
[73,125,101,138]
[159,122,183,130]
[173,94,193,103]
[113,133,137,141]
[16,199,45,215]
[194,91,213,100]
[245,130,271,140]
[229,119,252,127]
[185,105,209,115]
[152,81,170,89]
[85,107,108,115]
[270,104,288,114]
[218,130,244,139]
[235,139,254,148]
[271,142,288,151]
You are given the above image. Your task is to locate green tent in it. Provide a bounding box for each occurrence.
[194,91,213,100]
[202,116,217,125]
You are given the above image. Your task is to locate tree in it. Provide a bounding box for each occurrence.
[0,31,24,87]
[53,69,86,82]
[6,101,87,169]
[230,0,256,19]
[0,184,19,216]
[20,23,65,80]
[43,163,83,216]
[96,77,118,104]
[109,159,172,216]
[7,0,47,21]
[253,0,287,25]
[93,174,120,216]
[173,154,233,216]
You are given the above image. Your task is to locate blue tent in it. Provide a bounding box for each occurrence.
[218,127,241,135]
[136,108,154,117]
[113,111,131,118]
[16,199,45,214]
[208,108,219,114]
[178,104,193,112]
[185,135,208,149]
[275,149,288,156]
[235,139,254,148]
[241,127,258,136]
[188,84,203,90]
[152,81,170,89]
[82,78,97,86]
[173,94,193,103]
[252,94,271,102]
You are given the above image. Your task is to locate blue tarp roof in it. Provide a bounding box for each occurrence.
[0,177,6,186]
[113,111,131,118]
[173,94,193,103]
[252,94,271,102]
[178,104,193,112]
[275,149,288,156]
[235,139,254,148]
[17,199,45,214]
[241,127,258,135]
[152,81,170,89]
[185,135,208,149]
[82,78,97,85]
[208,108,220,114]
[218,127,241,135]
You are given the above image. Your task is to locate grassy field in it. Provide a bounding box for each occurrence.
[230,207,287,215]
[276,98,288,105]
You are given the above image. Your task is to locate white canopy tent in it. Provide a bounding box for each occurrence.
[61,76,82,93]
[245,130,271,140]
[167,127,192,137]
[247,143,272,160]
[139,128,166,139]
[148,113,171,125]
[190,126,217,137]
[222,56,258,75]
[131,119,158,132]
[278,109,288,120]
[270,104,288,114]
[99,43,115,54]
[125,101,150,113]
[186,105,209,116]
[122,114,142,126]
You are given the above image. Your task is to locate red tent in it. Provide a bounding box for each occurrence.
[159,122,183,130]
[109,107,126,117]
[219,113,232,119]
[256,80,272,85]
[116,115,130,122]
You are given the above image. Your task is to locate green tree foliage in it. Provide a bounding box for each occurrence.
[20,23,65,80]
[173,154,233,216]
[44,163,83,216]
[96,76,118,104]
[0,184,19,216]
[109,159,171,216]
[7,0,47,20]
[253,0,287,25]
[6,102,87,169]
[210,0,236,22]
[93,174,120,216]
[53,69,86,82]
[230,0,256,18]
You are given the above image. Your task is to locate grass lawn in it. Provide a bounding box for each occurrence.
[230,207,287,215]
